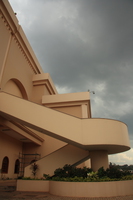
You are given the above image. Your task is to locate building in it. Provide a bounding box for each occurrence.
[0,0,130,179]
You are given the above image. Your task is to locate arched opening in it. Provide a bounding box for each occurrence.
[3,78,28,99]
[13,79,28,100]
[1,156,9,174]
[14,159,20,174]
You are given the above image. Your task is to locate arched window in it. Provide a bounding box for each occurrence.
[14,159,20,174]
[1,156,9,173]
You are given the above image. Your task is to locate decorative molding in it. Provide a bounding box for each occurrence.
[0,9,40,74]
[32,74,58,95]
[0,10,12,32]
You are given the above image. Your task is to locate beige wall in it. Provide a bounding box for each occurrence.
[0,1,43,100]
[0,92,130,176]
[32,85,47,104]
[3,79,23,98]
[0,93,130,154]
[23,135,67,160]
[24,144,89,177]
[17,180,133,198]
[50,180,133,198]
[17,180,49,192]
[0,132,22,178]
[0,17,10,74]
[0,0,67,178]
[42,92,91,118]
[1,33,34,100]
[53,105,82,118]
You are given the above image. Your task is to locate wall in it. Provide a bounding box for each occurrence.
[24,144,89,177]
[3,79,23,98]
[0,132,22,179]
[17,180,49,192]
[50,180,133,197]
[23,135,67,162]
[0,0,66,179]
[17,180,133,198]
[0,0,43,100]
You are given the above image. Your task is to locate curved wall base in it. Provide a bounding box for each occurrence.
[17,180,133,198]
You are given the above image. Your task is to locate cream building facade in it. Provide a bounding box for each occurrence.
[0,0,130,179]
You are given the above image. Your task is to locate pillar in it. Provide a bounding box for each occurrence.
[90,150,109,171]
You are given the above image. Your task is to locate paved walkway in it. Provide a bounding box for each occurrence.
[0,180,133,200]
[1,191,133,200]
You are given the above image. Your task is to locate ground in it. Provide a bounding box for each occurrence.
[0,180,133,200]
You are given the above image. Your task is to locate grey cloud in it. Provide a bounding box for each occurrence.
[9,0,133,148]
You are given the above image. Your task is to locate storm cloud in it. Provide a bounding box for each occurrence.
[9,0,133,164]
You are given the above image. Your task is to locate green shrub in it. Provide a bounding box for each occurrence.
[54,167,65,178]
[87,171,99,181]
[17,176,23,179]
[43,173,50,180]
[54,164,92,178]
[121,175,133,180]
[122,170,132,176]
[22,177,31,180]
[45,164,133,182]
[106,166,122,179]
[97,167,107,178]
[21,174,133,182]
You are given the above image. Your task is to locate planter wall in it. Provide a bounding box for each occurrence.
[17,180,133,198]
[17,180,49,192]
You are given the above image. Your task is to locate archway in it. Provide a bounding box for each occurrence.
[1,156,9,173]
[3,78,28,99]
[14,159,20,174]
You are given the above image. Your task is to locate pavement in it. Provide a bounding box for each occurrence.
[0,180,133,200]
[1,191,133,200]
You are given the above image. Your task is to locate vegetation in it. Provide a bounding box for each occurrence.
[22,163,133,182]
[111,163,133,171]
[53,164,92,178]
[30,162,39,178]
[43,164,133,182]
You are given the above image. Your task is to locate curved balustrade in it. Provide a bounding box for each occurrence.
[0,92,130,154]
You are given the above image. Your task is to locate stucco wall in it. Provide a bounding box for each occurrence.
[23,135,66,161]
[1,34,34,100]
[3,80,23,98]
[0,16,10,73]
[50,180,133,197]
[17,180,133,198]
[24,144,89,177]
[52,105,82,118]
[0,132,22,178]
[0,0,43,100]
[17,180,49,192]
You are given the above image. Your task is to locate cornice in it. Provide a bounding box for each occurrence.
[32,73,58,95]
[0,1,43,75]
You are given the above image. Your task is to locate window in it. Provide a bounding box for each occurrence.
[14,159,20,174]
[1,156,9,173]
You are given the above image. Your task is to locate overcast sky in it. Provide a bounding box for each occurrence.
[9,0,133,165]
